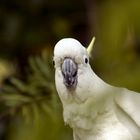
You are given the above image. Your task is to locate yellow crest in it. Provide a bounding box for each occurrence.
[87,37,95,57]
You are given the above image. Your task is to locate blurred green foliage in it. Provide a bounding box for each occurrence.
[1,53,72,140]
[0,0,140,140]
[92,0,140,91]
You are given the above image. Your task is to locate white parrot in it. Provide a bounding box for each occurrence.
[53,37,140,140]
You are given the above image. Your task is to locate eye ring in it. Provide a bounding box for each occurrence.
[85,58,88,64]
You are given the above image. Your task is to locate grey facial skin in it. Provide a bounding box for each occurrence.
[61,58,77,89]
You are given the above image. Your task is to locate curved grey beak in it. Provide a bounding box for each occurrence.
[61,58,78,89]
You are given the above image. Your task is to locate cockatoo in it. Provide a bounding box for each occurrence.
[53,37,140,140]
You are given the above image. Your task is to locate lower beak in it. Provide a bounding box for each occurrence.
[61,58,77,88]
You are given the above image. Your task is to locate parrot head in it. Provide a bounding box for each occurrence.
[54,38,89,88]
[53,38,97,103]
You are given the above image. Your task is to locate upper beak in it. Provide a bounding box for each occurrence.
[61,58,78,88]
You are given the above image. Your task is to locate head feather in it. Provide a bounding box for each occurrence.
[87,37,95,57]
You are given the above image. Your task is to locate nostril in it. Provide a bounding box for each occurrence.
[72,71,77,77]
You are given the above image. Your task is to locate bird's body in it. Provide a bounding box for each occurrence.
[53,38,140,140]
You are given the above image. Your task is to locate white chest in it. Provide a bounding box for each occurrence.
[73,114,132,140]
[63,103,134,140]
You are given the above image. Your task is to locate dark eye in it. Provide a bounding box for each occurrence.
[52,60,55,66]
[85,58,88,64]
